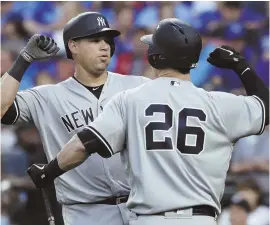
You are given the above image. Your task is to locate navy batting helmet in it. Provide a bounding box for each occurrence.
[63,12,121,59]
[141,18,202,70]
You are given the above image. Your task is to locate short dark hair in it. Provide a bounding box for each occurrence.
[223,1,242,9]
[236,179,262,195]
[174,68,190,74]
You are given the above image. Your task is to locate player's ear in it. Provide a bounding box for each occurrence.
[68,40,78,58]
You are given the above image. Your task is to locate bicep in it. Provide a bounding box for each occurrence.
[1,99,20,125]
[220,94,265,142]
[14,93,33,124]
[1,91,34,125]
[15,88,45,124]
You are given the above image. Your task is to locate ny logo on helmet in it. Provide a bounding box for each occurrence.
[97,17,106,26]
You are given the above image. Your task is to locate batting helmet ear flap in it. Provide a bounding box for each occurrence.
[148,53,198,70]
[107,38,115,57]
[148,54,168,69]
[147,45,169,69]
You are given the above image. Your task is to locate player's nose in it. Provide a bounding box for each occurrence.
[100,40,110,51]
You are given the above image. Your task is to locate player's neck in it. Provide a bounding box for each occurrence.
[73,67,108,87]
[158,69,191,81]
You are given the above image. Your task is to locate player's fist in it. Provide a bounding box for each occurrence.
[207,45,248,72]
[27,164,52,188]
[20,34,60,63]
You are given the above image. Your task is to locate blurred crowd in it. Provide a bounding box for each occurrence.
[1,1,269,225]
[1,1,269,90]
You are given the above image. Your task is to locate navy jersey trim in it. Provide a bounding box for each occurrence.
[252,95,265,135]
[83,126,113,157]
[1,99,20,125]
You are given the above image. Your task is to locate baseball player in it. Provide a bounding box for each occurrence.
[27,18,269,225]
[1,12,150,225]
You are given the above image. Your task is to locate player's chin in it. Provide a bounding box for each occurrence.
[92,64,108,75]
[97,61,109,70]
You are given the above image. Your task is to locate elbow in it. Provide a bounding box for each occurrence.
[254,89,269,126]
[1,99,9,118]
[1,99,14,119]
[57,135,89,171]
[1,107,9,119]
[77,127,113,158]
[96,149,112,158]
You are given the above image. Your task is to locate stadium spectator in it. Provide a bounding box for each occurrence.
[230,126,269,195]
[207,24,256,93]
[115,27,149,75]
[1,50,16,76]
[190,24,218,87]
[135,2,193,31]
[2,14,29,53]
[50,2,86,56]
[35,70,57,86]
[197,2,265,39]
[1,125,64,225]
[256,30,269,86]
[218,179,269,225]
[113,5,134,56]
[0,2,269,225]
[190,1,217,17]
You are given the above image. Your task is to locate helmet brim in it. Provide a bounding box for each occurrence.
[140,34,153,45]
[72,28,121,40]
[98,28,121,37]
[140,34,162,55]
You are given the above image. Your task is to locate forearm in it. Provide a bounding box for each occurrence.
[261,162,269,172]
[29,134,89,187]
[46,129,109,179]
[255,161,269,172]
[57,134,89,171]
[27,128,108,188]
[230,163,253,173]
[234,64,269,125]
[258,165,269,172]
[1,56,30,118]
[231,161,270,173]
[2,34,59,119]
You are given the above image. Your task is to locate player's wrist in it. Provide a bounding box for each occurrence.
[20,49,34,63]
[45,158,65,181]
[233,60,249,75]
[7,55,31,82]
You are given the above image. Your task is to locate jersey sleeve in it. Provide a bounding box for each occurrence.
[3,88,44,125]
[212,92,265,142]
[86,91,127,156]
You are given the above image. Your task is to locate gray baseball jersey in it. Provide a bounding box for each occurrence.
[88,77,265,215]
[12,72,149,204]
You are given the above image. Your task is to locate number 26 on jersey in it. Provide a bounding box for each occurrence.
[144,104,206,155]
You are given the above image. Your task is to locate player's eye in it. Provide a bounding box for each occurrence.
[91,39,101,43]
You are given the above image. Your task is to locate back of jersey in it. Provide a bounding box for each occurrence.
[125,77,239,214]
